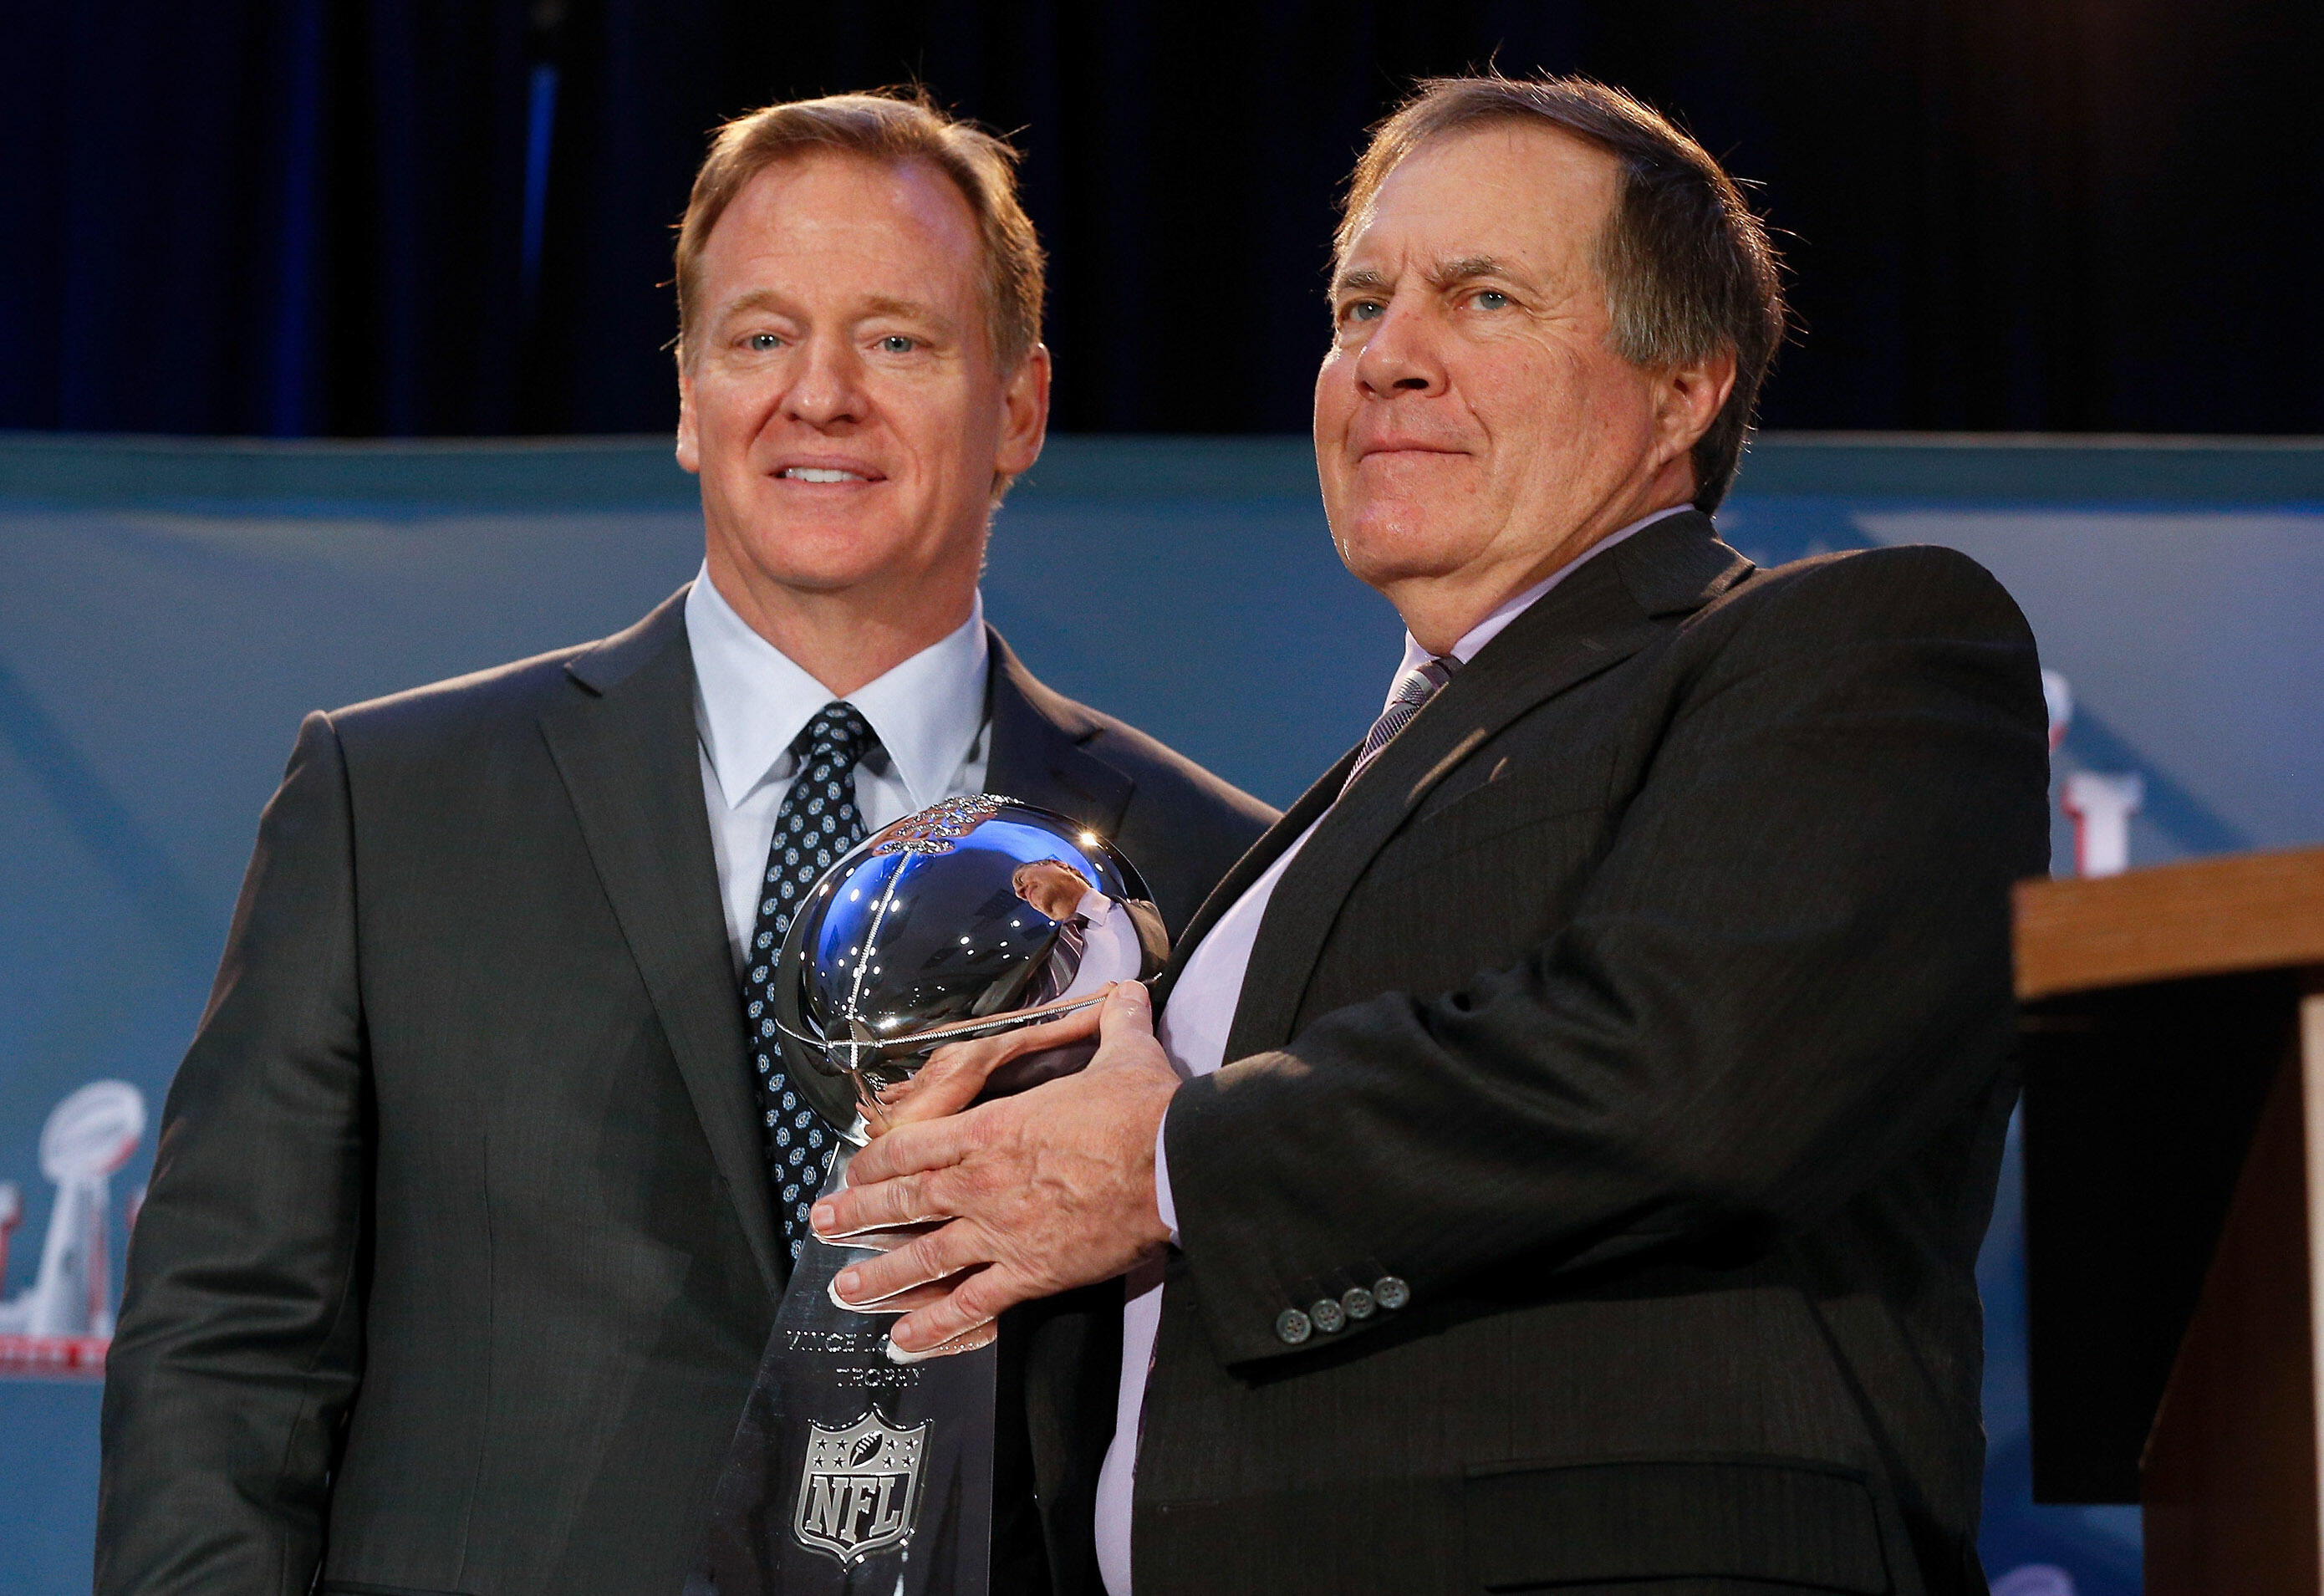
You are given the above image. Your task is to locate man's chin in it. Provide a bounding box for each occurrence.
[1333,515,1478,592]
[710,528,905,595]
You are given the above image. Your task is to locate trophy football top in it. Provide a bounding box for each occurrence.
[771,795,1168,1142]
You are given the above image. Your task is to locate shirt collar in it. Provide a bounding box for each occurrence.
[1387,504,1695,706]
[685,564,990,812]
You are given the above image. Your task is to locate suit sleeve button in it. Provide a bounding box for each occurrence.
[1274,1308,1312,1345]
[1309,1298,1346,1333]
[1373,1275,1410,1311]
[1342,1286,1375,1320]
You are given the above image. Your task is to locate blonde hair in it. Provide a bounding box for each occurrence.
[673,89,1045,372]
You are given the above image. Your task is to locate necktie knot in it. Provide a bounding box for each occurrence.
[1389,657,1455,709]
[1348,655,1459,788]
[793,700,874,763]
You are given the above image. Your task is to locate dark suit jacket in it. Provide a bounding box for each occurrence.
[97,586,1272,1596]
[1135,514,2050,1596]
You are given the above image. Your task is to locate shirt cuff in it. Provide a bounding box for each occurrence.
[1154,1114,1180,1246]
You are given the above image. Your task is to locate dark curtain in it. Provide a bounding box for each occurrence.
[3,0,2318,438]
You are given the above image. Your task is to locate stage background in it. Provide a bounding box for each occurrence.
[9,1,2321,442]
[4,431,2321,1593]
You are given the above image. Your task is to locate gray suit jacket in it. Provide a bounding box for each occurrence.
[1134,514,2050,1596]
[97,586,1273,1596]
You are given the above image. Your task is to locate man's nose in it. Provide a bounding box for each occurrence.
[785,333,869,428]
[1353,302,1448,399]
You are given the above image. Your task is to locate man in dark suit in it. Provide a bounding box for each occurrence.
[96,93,1269,1596]
[819,75,2050,1596]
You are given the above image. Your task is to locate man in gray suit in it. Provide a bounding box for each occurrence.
[97,92,1269,1596]
[822,75,2049,1595]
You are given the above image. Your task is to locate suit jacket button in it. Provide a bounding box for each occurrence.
[1275,1308,1312,1345]
[1373,1275,1410,1311]
[1342,1286,1375,1320]
[1309,1298,1346,1334]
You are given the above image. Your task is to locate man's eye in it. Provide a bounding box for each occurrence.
[746,333,782,352]
[878,334,917,354]
[1474,290,1510,310]
[1343,300,1384,324]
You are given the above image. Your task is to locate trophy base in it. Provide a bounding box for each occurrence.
[691,1145,995,1595]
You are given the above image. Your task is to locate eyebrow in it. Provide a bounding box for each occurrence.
[714,288,793,322]
[859,293,948,326]
[713,288,952,328]
[1429,255,1514,290]
[1329,255,1537,298]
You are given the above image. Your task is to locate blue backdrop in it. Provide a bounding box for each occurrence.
[3,432,2321,1593]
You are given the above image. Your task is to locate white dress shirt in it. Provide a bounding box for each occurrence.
[684,565,992,969]
[1093,505,1691,1595]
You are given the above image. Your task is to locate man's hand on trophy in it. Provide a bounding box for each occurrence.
[813,980,1179,1359]
[874,998,1113,1124]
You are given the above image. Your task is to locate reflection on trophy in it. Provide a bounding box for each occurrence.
[691,796,1167,1596]
[770,793,1167,1142]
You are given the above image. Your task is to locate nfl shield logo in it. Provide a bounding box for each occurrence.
[792,1408,930,1565]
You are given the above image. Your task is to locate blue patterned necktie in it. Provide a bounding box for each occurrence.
[1346,655,1459,788]
[741,701,879,1259]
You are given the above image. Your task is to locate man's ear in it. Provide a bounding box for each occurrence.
[1656,344,1737,471]
[993,344,1052,487]
[675,366,701,476]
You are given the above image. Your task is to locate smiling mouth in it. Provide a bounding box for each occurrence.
[780,467,877,483]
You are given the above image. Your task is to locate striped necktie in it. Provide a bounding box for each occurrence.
[1346,655,1458,788]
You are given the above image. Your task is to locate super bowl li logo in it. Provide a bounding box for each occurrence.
[0,1081,146,1378]
[793,1408,930,1566]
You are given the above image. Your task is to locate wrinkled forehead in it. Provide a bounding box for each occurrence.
[1335,120,1623,286]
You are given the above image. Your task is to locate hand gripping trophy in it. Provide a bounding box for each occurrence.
[691,795,1168,1596]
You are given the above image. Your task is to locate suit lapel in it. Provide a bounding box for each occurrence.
[538,587,783,1299]
[981,629,1135,837]
[1222,512,1753,1058]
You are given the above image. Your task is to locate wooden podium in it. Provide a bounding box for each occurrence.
[2016,846,2324,1593]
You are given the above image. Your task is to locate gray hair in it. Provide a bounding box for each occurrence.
[1339,74,1787,512]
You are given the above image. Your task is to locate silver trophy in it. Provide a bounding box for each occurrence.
[693,796,1168,1595]
[772,793,1168,1140]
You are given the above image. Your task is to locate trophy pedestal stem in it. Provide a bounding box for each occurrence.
[691,1146,996,1595]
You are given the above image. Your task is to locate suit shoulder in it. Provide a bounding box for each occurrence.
[1078,706,1277,844]
[1702,541,2034,651]
[324,640,598,756]
[323,585,688,762]
[1075,705,1275,933]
